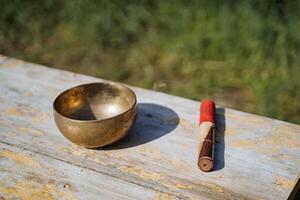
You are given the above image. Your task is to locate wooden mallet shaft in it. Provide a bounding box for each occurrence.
[198,100,216,172]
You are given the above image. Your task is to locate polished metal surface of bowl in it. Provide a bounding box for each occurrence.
[53,82,137,148]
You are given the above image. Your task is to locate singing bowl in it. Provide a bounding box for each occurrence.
[53,82,137,148]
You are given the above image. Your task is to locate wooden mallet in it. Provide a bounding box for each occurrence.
[197,100,216,172]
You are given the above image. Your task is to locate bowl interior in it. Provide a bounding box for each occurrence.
[54,82,136,121]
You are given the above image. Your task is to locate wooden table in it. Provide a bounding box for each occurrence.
[0,55,299,200]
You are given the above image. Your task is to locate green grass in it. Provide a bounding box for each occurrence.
[1,0,299,123]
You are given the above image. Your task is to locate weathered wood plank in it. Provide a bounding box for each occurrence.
[0,55,299,199]
[0,142,172,200]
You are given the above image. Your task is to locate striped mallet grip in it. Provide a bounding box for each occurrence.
[198,100,216,172]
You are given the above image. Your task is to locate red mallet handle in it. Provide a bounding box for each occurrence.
[198,100,216,172]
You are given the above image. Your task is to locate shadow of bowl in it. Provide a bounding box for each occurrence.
[102,103,179,150]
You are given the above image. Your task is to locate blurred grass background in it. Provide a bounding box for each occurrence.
[0,0,299,123]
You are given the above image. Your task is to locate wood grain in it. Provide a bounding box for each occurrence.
[0,143,169,200]
[0,55,300,199]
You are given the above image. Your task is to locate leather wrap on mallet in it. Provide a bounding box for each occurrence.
[198,100,216,172]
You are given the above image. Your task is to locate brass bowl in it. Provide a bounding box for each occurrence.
[53,82,137,148]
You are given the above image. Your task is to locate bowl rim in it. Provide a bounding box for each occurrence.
[53,81,137,123]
